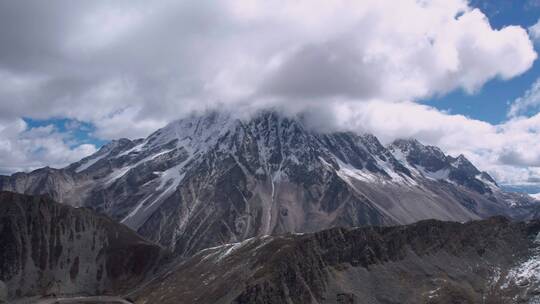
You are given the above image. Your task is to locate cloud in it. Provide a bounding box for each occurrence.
[0,0,536,140]
[529,18,540,43]
[257,4,536,102]
[0,119,96,174]
[319,100,540,186]
[508,78,540,117]
[0,0,538,186]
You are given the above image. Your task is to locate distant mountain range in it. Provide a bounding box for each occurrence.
[1,110,538,258]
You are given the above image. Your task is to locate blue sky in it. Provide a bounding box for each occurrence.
[24,118,107,148]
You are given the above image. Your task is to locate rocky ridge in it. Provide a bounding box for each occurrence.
[134,216,540,304]
[0,191,167,299]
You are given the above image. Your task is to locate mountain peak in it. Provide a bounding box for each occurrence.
[389,138,447,172]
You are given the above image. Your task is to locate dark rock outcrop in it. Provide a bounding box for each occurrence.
[0,191,167,299]
[0,280,5,303]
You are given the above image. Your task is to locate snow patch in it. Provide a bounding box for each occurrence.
[504,256,540,288]
[104,166,132,184]
[389,147,408,164]
[415,165,450,181]
[104,148,181,185]
[120,195,151,223]
[503,232,540,288]
[156,165,185,192]
[476,174,499,191]
[201,235,273,263]
[117,142,144,157]
[335,159,378,183]
[375,157,418,186]
[75,152,108,173]
[144,166,186,211]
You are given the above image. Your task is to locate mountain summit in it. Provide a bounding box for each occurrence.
[0,110,537,256]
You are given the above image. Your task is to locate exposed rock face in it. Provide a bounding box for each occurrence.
[0,191,166,299]
[134,217,540,304]
[0,280,6,303]
[0,111,538,257]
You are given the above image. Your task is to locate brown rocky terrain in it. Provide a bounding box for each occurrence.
[0,191,168,300]
[134,217,540,304]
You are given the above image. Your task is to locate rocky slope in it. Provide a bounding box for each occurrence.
[0,191,167,299]
[134,217,540,304]
[0,111,537,257]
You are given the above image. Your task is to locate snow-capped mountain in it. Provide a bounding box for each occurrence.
[0,110,537,256]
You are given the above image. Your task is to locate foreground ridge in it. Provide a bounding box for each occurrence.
[0,191,167,299]
[134,216,540,304]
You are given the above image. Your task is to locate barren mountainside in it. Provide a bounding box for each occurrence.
[0,111,538,257]
[134,217,540,304]
[0,191,166,299]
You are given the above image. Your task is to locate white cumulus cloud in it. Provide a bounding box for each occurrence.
[0,0,536,139]
[0,119,96,174]
[508,78,540,118]
[0,0,538,188]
